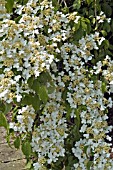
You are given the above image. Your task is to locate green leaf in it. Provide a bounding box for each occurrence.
[86,0,93,5]
[106,50,113,56]
[22,0,29,5]
[67,155,78,167]
[14,15,22,23]
[84,18,90,24]
[109,44,113,50]
[87,161,93,170]
[81,19,87,31]
[73,0,81,10]
[84,145,88,154]
[73,27,84,41]
[31,95,41,111]
[103,21,111,33]
[62,89,68,101]
[92,18,96,24]
[0,101,5,113]
[28,76,35,88]
[65,166,71,170]
[73,22,80,32]
[47,87,54,95]
[52,0,60,10]
[102,3,112,17]
[0,68,4,74]
[72,125,81,141]
[75,109,80,128]
[39,71,52,84]
[102,40,109,49]
[111,20,113,32]
[101,30,107,36]
[39,86,48,104]
[45,72,52,81]
[14,136,20,149]
[22,94,33,105]
[101,82,107,93]
[47,82,55,94]
[62,7,69,14]
[15,0,28,5]
[65,103,72,120]
[22,93,41,111]
[25,161,32,169]
[31,79,40,94]
[5,0,14,13]
[4,103,12,115]
[22,141,32,158]
[0,113,8,129]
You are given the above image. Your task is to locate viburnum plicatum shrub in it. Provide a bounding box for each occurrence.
[0,0,113,169]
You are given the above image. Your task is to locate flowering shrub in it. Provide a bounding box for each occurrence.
[0,0,113,169]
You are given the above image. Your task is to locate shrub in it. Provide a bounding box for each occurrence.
[0,0,113,169]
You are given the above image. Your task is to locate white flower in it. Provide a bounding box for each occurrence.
[74,16,80,23]
[17,115,24,123]
[9,122,15,129]
[0,88,7,96]
[33,162,41,170]
[14,75,21,82]
[98,37,105,45]
[80,124,87,133]
[16,94,22,102]
[106,135,112,141]
[110,80,113,85]
[48,28,52,33]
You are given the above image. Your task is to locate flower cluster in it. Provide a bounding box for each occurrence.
[96,11,111,24]
[0,0,113,170]
[31,102,68,169]
[10,105,35,133]
[50,32,113,169]
[0,0,8,19]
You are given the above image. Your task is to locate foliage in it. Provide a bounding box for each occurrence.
[0,0,113,169]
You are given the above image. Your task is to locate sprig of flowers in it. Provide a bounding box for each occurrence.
[0,0,113,169]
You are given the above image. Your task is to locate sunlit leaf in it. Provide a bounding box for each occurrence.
[0,113,8,129]
[22,141,32,158]
[39,86,48,104]
[5,0,14,12]
[14,136,20,149]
